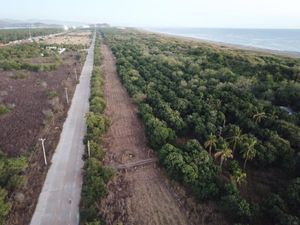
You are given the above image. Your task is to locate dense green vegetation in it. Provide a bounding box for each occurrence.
[101,28,300,225]
[0,42,62,72]
[0,28,63,44]
[0,41,87,72]
[0,152,27,224]
[80,33,113,225]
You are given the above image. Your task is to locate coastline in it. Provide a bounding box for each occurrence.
[139,28,300,59]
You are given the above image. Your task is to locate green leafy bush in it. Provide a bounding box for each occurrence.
[0,188,11,225]
[80,33,114,224]
[46,90,58,99]
[0,105,10,116]
[263,194,300,225]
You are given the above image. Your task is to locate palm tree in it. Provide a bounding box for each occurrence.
[228,126,244,152]
[214,143,233,170]
[204,134,217,155]
[231,170,247,187]
[253,112,267,124]
[241,138,257,169]
[268,111,278,120]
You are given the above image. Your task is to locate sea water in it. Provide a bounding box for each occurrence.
[149,28,300,54]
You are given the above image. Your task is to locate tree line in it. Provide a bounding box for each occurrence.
[0,28,63,44]
[80,33,114,225]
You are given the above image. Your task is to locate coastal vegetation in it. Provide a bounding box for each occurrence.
[101,28,300,225]
[0,153,27,224]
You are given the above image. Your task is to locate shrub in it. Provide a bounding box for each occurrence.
[86,221,102,225]
[159,143,219,200]
[81,158,113,217]
[12,72,27,80]
[86,112,110,143]
[80,33,113,224]
[0,105,10,116]
[262,194,300,225]
[0,188,11,224]
[79,205,98,223]
[46,90,58,99]
[221,194,253,221]
[90,97,106,114]
[88,140,105,160]
[0,60,20,71]
[286,178,300,215]
[0,155,28,189]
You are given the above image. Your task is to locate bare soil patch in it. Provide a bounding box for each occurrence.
[43,31,91,46]
[100,43,228,225]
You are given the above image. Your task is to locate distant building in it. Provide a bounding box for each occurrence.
[95,23,110,28]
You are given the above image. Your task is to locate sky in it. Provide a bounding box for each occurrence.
[1,0,300,28]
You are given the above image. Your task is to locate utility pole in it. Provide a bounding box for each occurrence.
[74,68,78,81]
[39,138,47,165]
[65,87,69,104]
[87,140,91,158]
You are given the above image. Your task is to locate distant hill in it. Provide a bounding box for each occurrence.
[0,19,63,29]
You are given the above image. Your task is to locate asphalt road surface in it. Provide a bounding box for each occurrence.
[30,33,95,225]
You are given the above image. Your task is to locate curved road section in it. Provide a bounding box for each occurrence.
[30,33,95,225]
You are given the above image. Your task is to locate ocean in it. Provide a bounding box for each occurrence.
[149,28,300,54]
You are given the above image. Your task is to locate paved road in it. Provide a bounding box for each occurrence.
[30,33,95,225]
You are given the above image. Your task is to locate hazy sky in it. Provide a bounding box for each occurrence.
[1,0,300,28]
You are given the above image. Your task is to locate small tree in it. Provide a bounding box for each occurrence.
[231,170,247,187]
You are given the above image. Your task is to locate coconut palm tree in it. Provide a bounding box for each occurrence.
[228,126,244,152]
[231,170,247,187]
[204,134,217,155]
[214,143,233,170]
[241,138,257,169]
[253,112,267,124]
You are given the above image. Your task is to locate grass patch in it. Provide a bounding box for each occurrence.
[11,72,27,80]
[0,104,10,116]
[46,90,58,99]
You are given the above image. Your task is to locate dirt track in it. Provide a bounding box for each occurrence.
[100,43,190,225]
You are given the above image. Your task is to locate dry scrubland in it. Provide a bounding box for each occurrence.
[0,30,91,225]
